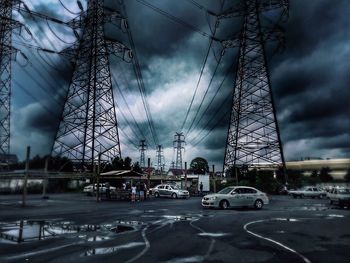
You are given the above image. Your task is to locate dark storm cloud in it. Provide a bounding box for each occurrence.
[12,0,350,165]
[266,0,350,159]
[24,103,59,134]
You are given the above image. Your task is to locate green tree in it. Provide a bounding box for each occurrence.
[190,157,209,174]
[255,170,278,194]
[307,170,320,185]
[132,162,142,173]
[319,167,333,182]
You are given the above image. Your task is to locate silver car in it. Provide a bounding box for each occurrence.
[202,186,269,209]
[328,187,350,208]
[152,184,189,199]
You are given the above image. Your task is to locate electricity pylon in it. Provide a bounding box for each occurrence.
[156,144,164,175]
[139,139,147,168]
[222,0,289,181]
[52,0,131,169]
[0,0,18,157]
[173,132,185,170]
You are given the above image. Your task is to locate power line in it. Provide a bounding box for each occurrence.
[186,59,235,140]
[136,0,212,39]
[180,2,224,132]
[121,0,159,147]
[111,72,147,140]
[12,79,61,120]
[189,95,231,147]
[185,50,224,137]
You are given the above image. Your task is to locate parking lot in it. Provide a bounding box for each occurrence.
[0,193,349,263]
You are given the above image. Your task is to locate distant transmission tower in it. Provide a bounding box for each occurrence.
[139,140,147,168]
[222,0,288,179]
[156,144,164,175]
[0,0,17,157]
[173,132,185,170]
[52,0,131,168]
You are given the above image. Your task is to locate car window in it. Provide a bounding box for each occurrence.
[245,188,257,194]
[313,188,318,191]
[158,185,164,189]
[165,186,170,190]
[218,187,234,194]
[236,188,244,194]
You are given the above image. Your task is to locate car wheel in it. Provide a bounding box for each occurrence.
[254,199,264,210]
[171,193,177,199]
[330,199,333,205]
[154,192,160,198]
[292,194,297,199]
[220,200,229,210]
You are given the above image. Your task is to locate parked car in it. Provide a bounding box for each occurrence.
[83,183,116,196]
[202,186,269,210]
[328,187,350,208]
[152,184,189,199]
[288,186,326,199]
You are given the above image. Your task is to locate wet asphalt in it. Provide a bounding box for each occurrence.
[0,193,349,263]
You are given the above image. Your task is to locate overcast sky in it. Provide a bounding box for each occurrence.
[9,0,350,170]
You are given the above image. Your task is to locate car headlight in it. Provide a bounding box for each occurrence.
[207,196,217,201]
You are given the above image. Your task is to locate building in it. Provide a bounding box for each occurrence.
[286,158,350,180]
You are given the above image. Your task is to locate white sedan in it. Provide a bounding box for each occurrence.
[152,184,189,199]
[202,186,269,210]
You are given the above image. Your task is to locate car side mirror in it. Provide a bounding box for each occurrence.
[231,192,237,195]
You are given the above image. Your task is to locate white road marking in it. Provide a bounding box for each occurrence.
[243,218,311,263]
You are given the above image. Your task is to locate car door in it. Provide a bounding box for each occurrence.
[157,185,164,196]
[228,188,245,207]
[164,185,172,197]
[242,188,257,206]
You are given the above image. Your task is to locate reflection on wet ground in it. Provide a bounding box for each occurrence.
[0,219,138,244]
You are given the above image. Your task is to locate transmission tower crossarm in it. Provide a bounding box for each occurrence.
[218,0,289,19]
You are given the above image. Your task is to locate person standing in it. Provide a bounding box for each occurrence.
[131,184,136,202]
[199,182,203,195]
[139,182,145,201]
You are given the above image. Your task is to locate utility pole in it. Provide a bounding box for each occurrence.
[52,0,131,170]
[173,132,185,170]
[156,144,164,175]
[221,0,289,183]
[139,139,147,169]
[22,146,30,207]
[212,164,216,193]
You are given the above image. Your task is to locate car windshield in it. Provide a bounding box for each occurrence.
[339,189,350,194]
[171,185,180,190]
[218,187,234,194]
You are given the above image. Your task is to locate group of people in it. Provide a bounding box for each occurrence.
[130,182,147,202]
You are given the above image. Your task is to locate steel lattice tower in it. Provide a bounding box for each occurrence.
[139,140,147,168]
[156,144,164,175]
[0,0,17,157]
[223,0,288,178]
[173,132,185,170]
[52,0,129,168]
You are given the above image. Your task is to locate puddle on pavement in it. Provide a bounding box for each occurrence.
[110,225,134,233]
[0,220,139,244]
[83,242,144,256]
[198,232,230,237]
[327,214,345,218]
[162,215,198,221]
